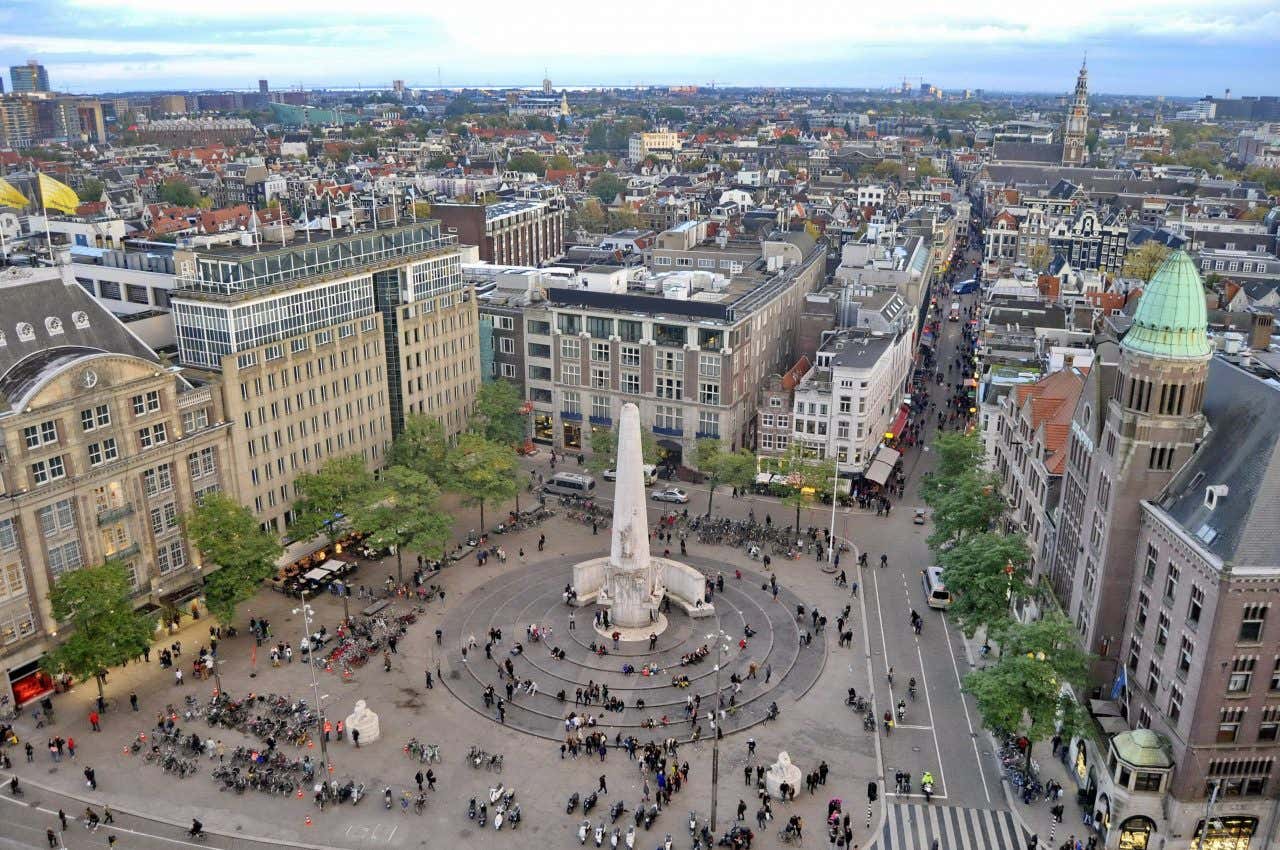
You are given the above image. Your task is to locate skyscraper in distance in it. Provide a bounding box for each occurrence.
[10,60,50,94]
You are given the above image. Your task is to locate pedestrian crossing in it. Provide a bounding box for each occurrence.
[877,803,1027,850]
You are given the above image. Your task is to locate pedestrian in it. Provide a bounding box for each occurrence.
[737,800,747,822]
[415,770,424,791]
[58,810,67,831]
[84,766,97,791]
[174,669,183,686]
[819,761,829,785]
[599,774,608,794]
[765,664,772,683]
[129,692,138,712]
[25,742,33,763]
[352,728,361,748]
[103,806,114,825]
[89,710,100,732]
[744,765,752,786]
[47,827,57,848]
[67,737,76,759]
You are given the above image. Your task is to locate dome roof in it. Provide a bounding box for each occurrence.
[1122,251,1211,359]
[1112,729,1173,769]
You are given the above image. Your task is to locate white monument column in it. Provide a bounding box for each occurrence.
[602,402,663,629]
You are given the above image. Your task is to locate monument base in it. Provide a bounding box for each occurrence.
[593,614,669,642]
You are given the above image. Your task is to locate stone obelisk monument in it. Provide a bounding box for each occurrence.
[600,402,664,629]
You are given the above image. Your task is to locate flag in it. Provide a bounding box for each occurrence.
[1110,666,1126,700]
[0,177,28,209]
[38,173,80,215]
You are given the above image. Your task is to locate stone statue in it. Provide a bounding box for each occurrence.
[765,750,802,800]
[344,699,381,744]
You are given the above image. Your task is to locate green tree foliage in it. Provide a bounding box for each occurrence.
[607,207,640,231]
[183,494,283,624]
[655,106,687,124]
[351,465,451,582]
[445,433,518,530]
[547,154,575,172]
[77,178,105,203]
[916,159,938,179]
[588,173,626,204]
[872,160,902,181]
[777,442,825,532]
[43,561,157,701]
[473,379,526,447]
[289,455,382,544]
[507,151,546,175]
[964,612,1091,768]
[444,96,474,117]
[1028,244,1052,274]
[694,439,758,517]
[680,158,709,174]
[157,178,199,207]
[387,414,451,481]
[586,427,659,476]
[934,127,952,147]
[937,532,1031,638]
[777,133,799,145]
[1122,241,1171,282]
[571,198,608,233]
[920,432,1004,552]
[587,121,610,151]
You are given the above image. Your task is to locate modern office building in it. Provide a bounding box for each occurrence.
[169,220,477,533]
[0,264,231,706]
[9,60,49,94]
[0,97,38,149]
[432,199,566,268]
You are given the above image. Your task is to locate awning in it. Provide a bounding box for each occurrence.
[1098,716,1130,735]
[1089,699,1123,717]
[160,582,202,605]
[865,446,901,487]
[886,404,910,438]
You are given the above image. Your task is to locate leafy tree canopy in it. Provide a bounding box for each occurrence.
[588,173,626,204]
[289,454,382,543]
[183,494,282,623]
[507,151,546,176]
[472,379,526,447]
[158,178,199,207]
[937,532,1031,638]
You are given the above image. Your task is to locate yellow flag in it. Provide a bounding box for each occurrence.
[0,177,28,209]
[38,172,80,215]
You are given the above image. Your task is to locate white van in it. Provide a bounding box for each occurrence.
[543,472,597,497]
[948,301,961,321]
[922,567,952,609]
[603,464,658,485]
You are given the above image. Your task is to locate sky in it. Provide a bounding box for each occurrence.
[1,0,1277,97]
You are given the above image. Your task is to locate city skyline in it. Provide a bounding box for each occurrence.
[1,0,1277,96]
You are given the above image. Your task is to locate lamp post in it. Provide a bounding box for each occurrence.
[706,629,733,832]
[294,591,333,777]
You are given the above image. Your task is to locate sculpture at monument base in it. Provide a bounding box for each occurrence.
[765,751,802,800]
[345,699,381,744]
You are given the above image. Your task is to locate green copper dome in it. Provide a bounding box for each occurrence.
[1122,251,1211,359]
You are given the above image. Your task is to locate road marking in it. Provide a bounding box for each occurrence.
[0,789,218,849]
[915,641,947,804]
[853,546,888,825]
[895,723,934,731]
[942,612,992,804]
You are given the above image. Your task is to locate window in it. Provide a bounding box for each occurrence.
[87,438,118,467]
[760,434,775,450]
[142,463,174,497]
[657,350,684,373]
[138,423,168,449]
[23,420,58,449]
[80,405,110,431]
[1156,612,1170,649]
[157,540,186,574]
[1133,772,1163,793]
[1217,709,1243,743]
[314,329,332,345]
[187,447,216,479]
[492,315,514,331]
[0,519,15,553]
[620,345,641,367]
[591,396,611,421]
[1164,564,1179,600]
[591,341,611,363]
[1143,544,1158,582]
[30,456,66,486]
[561,363,580,386]
[131,390,160,416]
[1128,636,1141,672]
[1259,708,1280,742]
[38,499,76,538]
[1146,660,1160,696]
[655,405,683,433]
[656,377,682,400]
[698,354,721,378]
[1168,685,1183,723]
[126,284,150,305]
[1136,591,1149,630]
[100,522,130,557]
[587,317,613,339]
[500,363,517,378]
[47,540,82,577]
[150,502,179,536]
[621,373,641,395]
[776,416,789,430]
[839,396,852,414]
[557,314,582,336]
[1189,584,1203,624]
[562,391,580,415]
[699,382,720,406]
[560,337,581,360]
[618,320,642,343]
[1239,604,1267,643]
[1228,657,1255,693]
[526,320,551,336]
[98,280,121,300]
[837,421,850,439]
[591,368,610,389]
[698,410,720,437]
[1178,635,1194,675]
[182,408,209,433]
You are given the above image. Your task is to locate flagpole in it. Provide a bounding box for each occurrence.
[327,196,334,237]
[303,197,310,243]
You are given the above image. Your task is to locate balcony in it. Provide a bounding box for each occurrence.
[107,542,141,561]
[97,503,134,526]
[653,425,683,437]
[560,410,582,421]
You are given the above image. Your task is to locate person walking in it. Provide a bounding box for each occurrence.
[737,800,747,821]
[46,827,58,848]
[599,774,608,794]
[102,806,114,825]
[128,693,138,712]
[58,810,67,831]
[83,766,97,791]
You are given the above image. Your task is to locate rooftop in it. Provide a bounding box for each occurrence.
[1122,251,1211,360]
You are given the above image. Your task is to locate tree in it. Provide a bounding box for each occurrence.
[507,151,546,176]
[183,494,283,624]
[588,173,626,204]
[387,414,451,482]
[607,206,640,231]
[656,106,687,124]
[571,198,607,233]
[872,160,901,181]
[413,201,432,219]
[916,159,938,179]
[778,133,799,145]
[1122,241,1171,282]
[694,439,757,517]
[587,426,659,476]
[919,432,986,504]
[157,178,199,207]
[445,433,518,531]
[934,127,953,147]
[444,95,474,117]
[777,442,825,532]
[547,154,575,172]
[964,612,1091,771]
[351,465,451,582]
[43,561,157,703]
[473,379,526,447]
[289,455,382,544]
[1028,244,1052,274]
[77,178,105,203]
[679,158,709,174]
[936,532,1031,638]
[920,432,1004,552]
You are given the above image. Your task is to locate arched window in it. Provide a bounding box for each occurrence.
[1118,815,1156,850]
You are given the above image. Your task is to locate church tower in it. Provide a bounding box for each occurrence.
[1062,60,1089,166]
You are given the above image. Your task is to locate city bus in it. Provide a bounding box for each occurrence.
[921,567,952,610]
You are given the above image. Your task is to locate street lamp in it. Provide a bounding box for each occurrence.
[293,591,334,778]
[705,629,733,832]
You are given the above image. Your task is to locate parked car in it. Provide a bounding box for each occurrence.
[603,465,657,485]
[651,487,690,504]
[913,508,927,525]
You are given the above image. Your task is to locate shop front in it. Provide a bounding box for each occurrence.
[8,658,55,707]
[1191,816,1257,850]
[533,414,554,445]
[563,420,582,450]
[1117,816,1156,850]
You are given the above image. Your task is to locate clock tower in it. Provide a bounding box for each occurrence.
[1062,60,1089,166]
